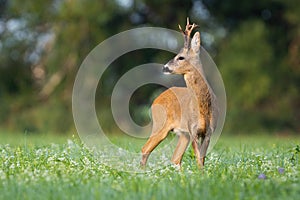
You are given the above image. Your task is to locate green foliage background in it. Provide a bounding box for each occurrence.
[0,0,299,134]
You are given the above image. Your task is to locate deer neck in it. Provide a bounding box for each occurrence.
[184,65,211,108]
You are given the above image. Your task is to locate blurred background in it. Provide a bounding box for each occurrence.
[0,0,299,135]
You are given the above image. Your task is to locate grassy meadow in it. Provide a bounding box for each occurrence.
[0,132,299,200]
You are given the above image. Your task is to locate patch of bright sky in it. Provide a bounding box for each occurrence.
[201,32,214,47]
[0,17,54,64]
[5,19,32,42]
[192,0,210,20]
[115,0,133,9]
[7,18,26,32]
[28,32,54,64]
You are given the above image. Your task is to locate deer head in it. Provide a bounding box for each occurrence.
[163,18,201,75]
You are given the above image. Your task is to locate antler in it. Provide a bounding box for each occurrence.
[178,18,198,49]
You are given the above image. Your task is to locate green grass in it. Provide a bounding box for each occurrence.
[0,132,299,200]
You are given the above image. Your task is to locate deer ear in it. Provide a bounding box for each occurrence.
[191,32,201,53]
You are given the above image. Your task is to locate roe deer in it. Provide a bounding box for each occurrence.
[140,18,218,168]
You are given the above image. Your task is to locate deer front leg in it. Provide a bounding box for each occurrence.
[192,134,204,168]
[190,120,206,168]
[199,128,212,167]
[171,132,190,167]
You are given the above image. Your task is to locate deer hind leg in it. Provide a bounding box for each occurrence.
[141,104,171,167]
[140,126,170,167]
[171,131,190,167]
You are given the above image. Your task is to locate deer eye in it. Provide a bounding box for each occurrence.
[178,56,185,60]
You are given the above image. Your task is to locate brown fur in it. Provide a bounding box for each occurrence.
[140,19,218,168]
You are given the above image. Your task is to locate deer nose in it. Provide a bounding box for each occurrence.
[162,64,172,74]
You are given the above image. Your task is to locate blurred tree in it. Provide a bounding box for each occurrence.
[0,0,195,133]
[203,0,300,132]
[0,0,299,133]
[0,0,60,131]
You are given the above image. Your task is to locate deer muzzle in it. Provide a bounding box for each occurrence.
[162,64,172,74]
